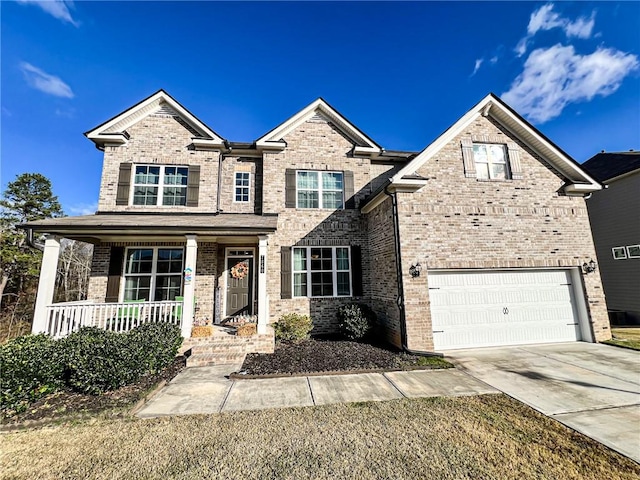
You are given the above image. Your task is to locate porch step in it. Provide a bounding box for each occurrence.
[191,343,249,355]
[186,352,247,367]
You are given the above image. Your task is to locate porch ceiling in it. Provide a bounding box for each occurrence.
[21,213,278,243]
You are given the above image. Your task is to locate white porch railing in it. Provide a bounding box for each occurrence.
[43,300,184,338]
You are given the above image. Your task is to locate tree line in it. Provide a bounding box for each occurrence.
[1,173,93,340]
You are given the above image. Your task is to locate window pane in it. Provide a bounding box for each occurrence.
[155,275,182,301]
[134,166,160,185]
[337,272,350,296]
[164,167,188,186]
[293,248,307,271]
[336,248,349,270]
[124,276,150,301]
[476,163,489,180]
[133,186,158,205]
[157,249,183,273]
[489,145,506,163]
[126,249,153,274]
[293,273,307,297]
[311,272,333,297]
[162,187,187,206]
[322,191,343,209]
[297,171,318,189]
[490,163,506,180]
[322,172,343,190]
[298,191,319,208]
[310,248,332,270]
[473,145,488,163]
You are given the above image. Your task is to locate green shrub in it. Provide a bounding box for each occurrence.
[0,334,65,415]
[338,304,376,340]
[273,313,313,342]
[128,323,182,374]
[60,327,139,395]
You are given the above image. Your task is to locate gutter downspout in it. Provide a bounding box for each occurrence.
[216,141,231,214]
[384,186,444,358]
[26,228,45,252]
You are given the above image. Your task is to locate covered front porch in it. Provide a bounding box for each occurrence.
[25,213,278,340]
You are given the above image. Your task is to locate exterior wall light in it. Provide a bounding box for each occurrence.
[409,262,422,278]
[582,259,597,274]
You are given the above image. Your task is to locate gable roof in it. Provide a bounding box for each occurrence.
[255,98,381,156]
[84,89,226,150]
[582,151,640,183]
[362,93,602,213]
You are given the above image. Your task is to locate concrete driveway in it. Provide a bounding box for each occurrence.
[446,342,640,463]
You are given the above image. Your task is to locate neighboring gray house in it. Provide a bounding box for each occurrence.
[583,151,640,325]
[24,90,611,360]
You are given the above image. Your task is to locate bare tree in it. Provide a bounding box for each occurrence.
[55,239,93,303]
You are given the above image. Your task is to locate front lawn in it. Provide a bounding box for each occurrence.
[239,338,452,376]
[604,328,640,351]
[2,394,638,480]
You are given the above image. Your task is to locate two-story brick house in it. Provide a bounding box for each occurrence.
[25,90,611,353]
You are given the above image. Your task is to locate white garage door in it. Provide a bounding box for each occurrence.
[429,270,582,350]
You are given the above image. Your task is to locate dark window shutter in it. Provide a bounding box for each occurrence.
[507,142,523,179]
[461,138,477,178]
[351,245,362,296]
[116,164,132,205]
[344,170,355,209]
[285,169,296,208]
[105,247,124,302]
[186,165,200,207]
[281,246,292,299]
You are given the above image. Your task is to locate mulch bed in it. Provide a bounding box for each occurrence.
[1,356,186,428]
[236,338,452,377]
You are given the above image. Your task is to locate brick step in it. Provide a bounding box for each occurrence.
[186,352,247,367]
[191,343,250,354]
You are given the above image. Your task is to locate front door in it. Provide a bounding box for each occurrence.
[225,250,254,317]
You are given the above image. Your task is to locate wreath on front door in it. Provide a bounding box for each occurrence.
[230,260,249,279]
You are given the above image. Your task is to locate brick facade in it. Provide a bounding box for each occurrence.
[80,94,610,349]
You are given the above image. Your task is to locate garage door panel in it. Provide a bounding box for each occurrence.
[429,270,581,350]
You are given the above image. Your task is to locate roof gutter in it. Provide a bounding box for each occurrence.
[384,186,444,358]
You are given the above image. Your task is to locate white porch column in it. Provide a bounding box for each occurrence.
[32,235,61,334]
[257,235,269,334]
[181,235,198,338]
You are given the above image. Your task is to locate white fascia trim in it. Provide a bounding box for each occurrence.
[191,138,226,149]
[564,183,603,194]
[488,104,600,188]
[391,98,488,183]
[86,91,224,145]
[88,134,129,146]
[256,99,380,155]
[361,179,427,214]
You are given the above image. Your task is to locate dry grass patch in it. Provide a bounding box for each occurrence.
[2,394,638,480]
[605,328,640,351]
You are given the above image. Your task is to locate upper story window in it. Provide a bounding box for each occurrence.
[123,248,184,301]
[473,144,511,180]
[133,165,188,206]
[292,246,351,297]
[234,172,250,203]
[296,171,344,209]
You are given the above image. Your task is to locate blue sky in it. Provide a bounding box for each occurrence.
[2,1,639,215]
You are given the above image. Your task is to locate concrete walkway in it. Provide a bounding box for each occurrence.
[446,342,640,463]
[136,366,497,418]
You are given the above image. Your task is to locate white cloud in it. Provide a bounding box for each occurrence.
[502,44,639,123]
[470,58,483,77]
[516,3,596,56]
[16,0,79,27]
[67,202,97,216]
[20,62,74,98]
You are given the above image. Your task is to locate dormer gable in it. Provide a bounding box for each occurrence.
[84,89,226,150]
[255,98,381,157]
[392,93,602,195]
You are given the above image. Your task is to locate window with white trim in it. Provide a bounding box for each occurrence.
[234,172,250,203]
[123,248,184,301]
[296,171,344,209]
[293,246,351,297]
[627,245,640,259]
[133,165,188,206]
[612,247,627,260]
[473,144,511,180]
